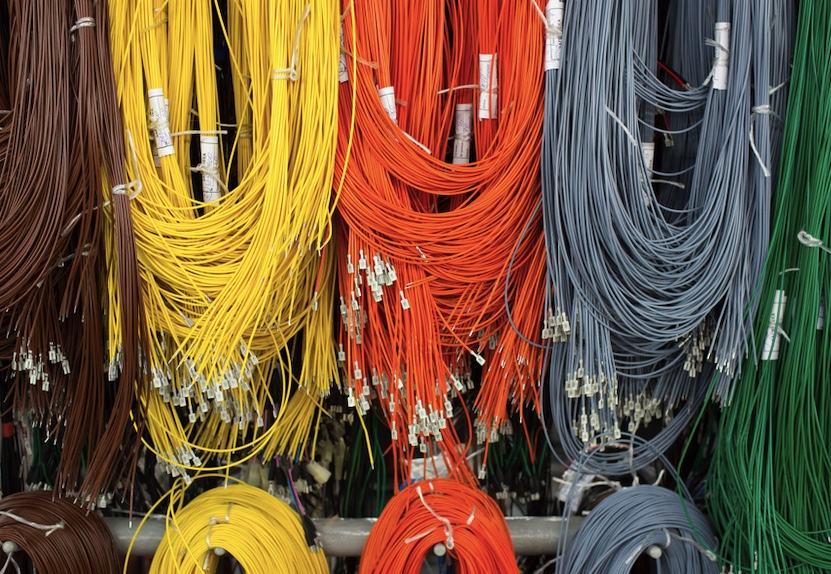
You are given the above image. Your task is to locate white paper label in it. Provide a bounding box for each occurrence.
[148,88,174,157]
[452,104,472,164]
[712,22,730,91]
[378,86,397,124]
[200,136,220,203]
[544,2,564,71]
[762,290,787,360]
[478,54,498,120]
[410,452,449,481]
[339,26,348,83]
[818,299,825,330]
[641,142,655,205]
[642,141,655,175]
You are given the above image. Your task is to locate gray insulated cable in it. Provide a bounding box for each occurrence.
[539,0,789,472]
[557,485,719,574]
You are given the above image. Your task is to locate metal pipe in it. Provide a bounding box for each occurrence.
[105,516,582,557]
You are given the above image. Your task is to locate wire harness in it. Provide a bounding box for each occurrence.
[0,491,121,574]
[149,482,328,574]
[360,478,518,574]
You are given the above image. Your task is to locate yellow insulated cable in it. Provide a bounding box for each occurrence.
[105,0,341,477]
[149,482,327,574]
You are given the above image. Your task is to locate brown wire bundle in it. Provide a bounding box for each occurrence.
[0,491,120,573]
[1,0,76,474]
[0,0,111,495]
[0,0,144,502]
[76,0,146,509]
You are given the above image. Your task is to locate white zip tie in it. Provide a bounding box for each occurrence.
[651,179,686,189]
[769,80,788,96]
[0,547,20,574]
[0,511,64,537]
[466,506,476,525]
[605,106,638,148]
[169,129,228,137]
[437,84,478,95]
[748,119,771,178]
[69,17,95,33]
[529,0,562,40]
[189,164,230,196]
[112,130,143,200]
[798,230,831,256]
[273,5,311,81]
[415,485,455,550]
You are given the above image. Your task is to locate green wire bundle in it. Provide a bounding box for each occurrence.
[708,1,831,571]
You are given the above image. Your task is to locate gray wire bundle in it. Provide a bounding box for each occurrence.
[539,0,790,471]
[556,484,719,574]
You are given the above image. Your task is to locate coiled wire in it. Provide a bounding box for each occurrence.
[557,485,719,574]
[360,478,518,574]
[148,482,327,574]
[0,491,121,574]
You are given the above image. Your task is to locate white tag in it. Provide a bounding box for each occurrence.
[200,136,220,203]
[544,2,564,71]
[818,299,825,330]
[378,86,397,124]
[641,141,655,205]
[478,54,498,120]
[339,26,348,83]
[452,104,472,164]
[762,290,786,360]
[641,141,655,175]
[712,23,730,91]
[148,88,174,157]
[410,452,449,481]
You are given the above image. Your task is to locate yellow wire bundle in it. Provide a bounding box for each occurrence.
[104,0,341,478]
[149,482,327,574]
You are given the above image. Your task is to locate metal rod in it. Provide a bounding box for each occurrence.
[105,515,582,557]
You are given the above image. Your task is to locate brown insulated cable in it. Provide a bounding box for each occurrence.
[0,491,120,573]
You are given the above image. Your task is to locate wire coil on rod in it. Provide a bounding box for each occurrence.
[148,482,327,574]
[557,485,719,574]
[360,478,518,574]
[0,491,121,574]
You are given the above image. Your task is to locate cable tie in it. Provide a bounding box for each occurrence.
[0,512,64,537]
[60,201,111,237]
[667,531,717,562]
[749,114,771,177]
[769,80,788,96]
[604,106,638,148]
[704,38,730,57]
[466,506,476,525]
[403,130,432,154]
[69,16,95,33]
[169,129,228,137]
[751,104,779,119]
[404,527,437,544]
[437,84,478,95]
[112,130,144,199]
[272,5,311,82]
[189,164,230,196]
[798,230,831,256]
[416,485,455,550]
[652,469,665,486]
[0,547,20,574]
[651,179,685,189]
[340,47,379,69]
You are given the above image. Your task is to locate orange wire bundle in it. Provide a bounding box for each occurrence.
[335,0,547,484]
[359,478,518,574]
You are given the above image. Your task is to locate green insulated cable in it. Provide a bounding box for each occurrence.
[708,1,831,572]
